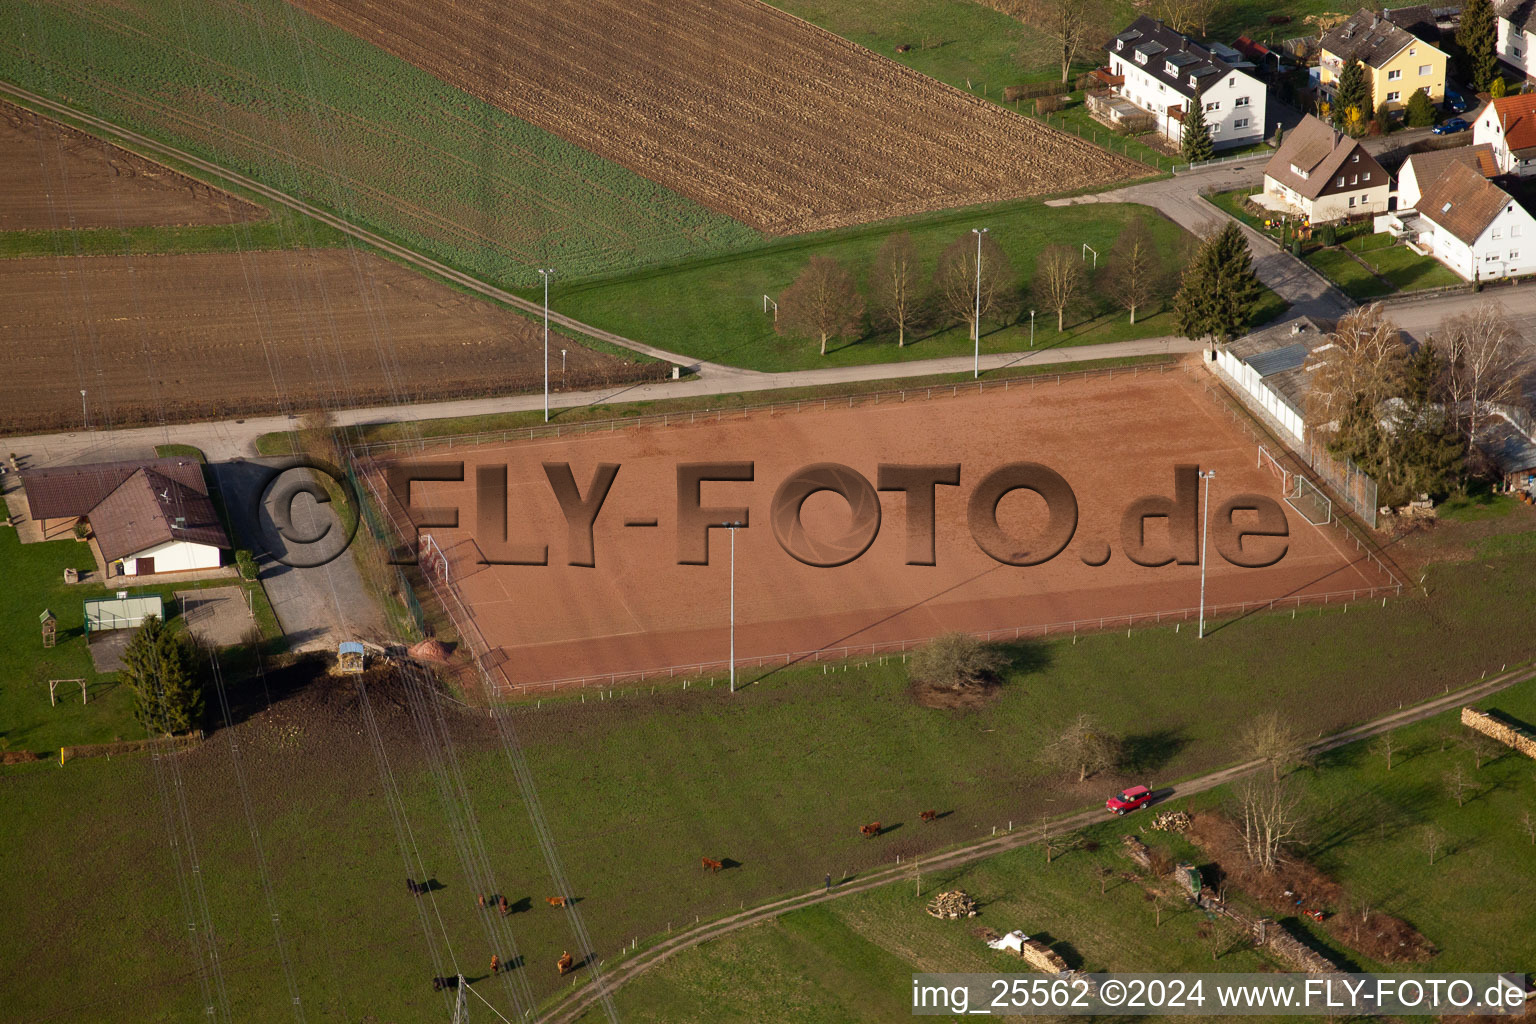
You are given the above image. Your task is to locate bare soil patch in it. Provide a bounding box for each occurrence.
[291,0,1145,234]
[0,98,265,231]
[0,250,657,432]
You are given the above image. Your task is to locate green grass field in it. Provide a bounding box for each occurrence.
[0,201,349,259]
[0,0,760,286]
[553,201,1284,372]
[2,522,1535,1018]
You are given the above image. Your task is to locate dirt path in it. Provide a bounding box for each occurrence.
[537,663,1536,1024]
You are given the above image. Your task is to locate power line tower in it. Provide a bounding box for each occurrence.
[451,975,468,1024]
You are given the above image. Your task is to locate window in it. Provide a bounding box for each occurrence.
[1363,171,1371,181]
[1515,50,1525,61]
[1235,96,1250,106]
[1349,196,1357,207]
[1513,251,1522,260]
[1351,174,1358,185]
[1420,64,1433,75]
[1234,117,1249,129]
[1494,227,1503,239]
[1337,176,1345,186]
[1291,163,1310,179]
[1352,153,1360,162]
[1487,253,1499,262]
[1136,50,1147,64]
[1387,91,1401,102]
[1388,69,1402,80]
[1409,47,1416,55]
[1206,100,1220,110]
[1514,224,1523,237]
[1210,124,1221,134]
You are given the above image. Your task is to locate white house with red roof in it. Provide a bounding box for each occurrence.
[1472,92,1536,175]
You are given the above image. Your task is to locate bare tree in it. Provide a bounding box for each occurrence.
[1234,776,1303,872]
[1144,885,1177,927]
[1093,864,1114,895]
[778,255,864,356]
[1033,244,1086,332]
[1521,809,1536,846]
[1444,764,1472,807]
[1041,713,1121,782]
[1036,814,1084,863]
[910,632,1005,694]
[933,231,1016,341]
[1437,305,1533,447]
[1154,0,1230,34]
[1459,732,1502,770]
[1104,217,1163,325]
[1369,732,1397,772]
[1420,823,1447,864]
[1008,0,1108,83]
[870,232,924,347]
[1240,711,1307,782]
[1304,303,1409,436]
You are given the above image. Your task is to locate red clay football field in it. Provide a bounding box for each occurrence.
[375,369,1392,690]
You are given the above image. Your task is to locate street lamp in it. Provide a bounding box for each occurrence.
[1197,470,1216,639]
[1030,309,1036,348]
[720,521,744,692]
[538,269,555,422]
[972,228,988,378]
[80,389,87,430]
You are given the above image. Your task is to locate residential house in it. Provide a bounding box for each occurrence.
[1105,17,1268,149]
[1209,317,1336,446]
[20,457,229,577]
[1318,8,1449,114]
[1396,144,1497,209]
[1497,0,1536,78]
[1471,92,1536,175]
[1262,115,1391,221]
[1412,160,1536,279]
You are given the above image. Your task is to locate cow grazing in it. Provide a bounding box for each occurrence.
[895,43,912,53]
[920,810,939,822]
[556,951,576,975]
[406,877,420,896]
[547,895,568,908]
[860,821,881,837]
[701,857,723,873]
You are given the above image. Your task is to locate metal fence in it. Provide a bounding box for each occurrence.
[350,361,1177,457]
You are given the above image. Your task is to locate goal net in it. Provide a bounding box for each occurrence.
[1286,476,1333,526]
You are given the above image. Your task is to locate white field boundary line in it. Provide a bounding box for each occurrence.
[0,81,697,368]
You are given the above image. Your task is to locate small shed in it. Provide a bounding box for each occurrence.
[40,608,57,648]
[338,641,366,674]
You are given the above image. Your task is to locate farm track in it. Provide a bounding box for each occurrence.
[292,0,1145,234]
[0,81,715,370]
[537,663,1536,1023]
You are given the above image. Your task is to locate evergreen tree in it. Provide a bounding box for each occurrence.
[1405,88,1439,127]
[1181,90,1215,163]
[123,615,203,736]
[1386,342,1465,503]
[1173,223,1261,344]
[1458,0,1499,93]
[1491,75,1508,99]
[1335,60,1371,135]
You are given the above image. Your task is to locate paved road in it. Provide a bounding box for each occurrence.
[537,662,1536,1024]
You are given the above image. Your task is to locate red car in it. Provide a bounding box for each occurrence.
[1106,785,1152,815]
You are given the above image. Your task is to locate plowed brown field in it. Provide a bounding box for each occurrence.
[0,99,265,231]
[290,0,1145,234]
[0,250,655,432]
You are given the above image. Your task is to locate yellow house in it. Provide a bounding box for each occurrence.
[1317,7,1448,113]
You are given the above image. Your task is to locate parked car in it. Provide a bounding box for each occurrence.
[1432,117,1470,135]
[1106,785,1153,815]
[1444,87,1471,114]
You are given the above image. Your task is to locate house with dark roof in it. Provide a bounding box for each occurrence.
[1261,115,1390,221]
[19,457,229,577]
[1472,92,1536,175]
[1104,17,1268,149]
[1497,0,1536,78]
[1396,143,1497,209]
[1318,7,1448,112]
[1210,316,1337,445]
[1411,160,1536,279]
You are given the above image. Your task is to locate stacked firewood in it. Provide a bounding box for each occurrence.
[926,890,977,919]
[1149,810,1192,833]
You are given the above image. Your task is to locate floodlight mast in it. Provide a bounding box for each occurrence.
[1198,470,1216,638]
[538,269,554,422]
[972,228,988,378]
[720,521,744,691]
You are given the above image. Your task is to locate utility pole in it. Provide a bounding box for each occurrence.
[972,227,987,378]
[1198,470,1216,638]
[538,269,554,422]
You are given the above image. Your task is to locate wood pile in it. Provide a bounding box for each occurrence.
[926,890,977,919]
[1018,937,1069,974]
[1148,810,1192,833]
[1121,834,1152,869]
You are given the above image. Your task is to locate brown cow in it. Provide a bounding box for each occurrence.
[860,822,881,837]
[547,895,568,908]
[920,810,939,822]
[556,951,576,975]
[895,43,912,53]
[701,857,723,873]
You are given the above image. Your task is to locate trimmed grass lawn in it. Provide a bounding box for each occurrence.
[555,200,1286,372]
[1303,247,1392,300]
[1354,243,1463,292]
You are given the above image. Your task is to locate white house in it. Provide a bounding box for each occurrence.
[1413,160,1536,280]
[1497,0,1536,77]
[1106,17,1267,149]
[20,457,230,577]
[1210,317,1334,446]
[1262,115,1391,222]
[1471,91,1536,175]
[1396,144,1496,210]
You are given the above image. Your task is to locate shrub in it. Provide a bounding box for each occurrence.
[1035,94,1064,115]
[73,522,89,540]
[1405,88,1438,127]
[235,549,259,580]
[1320,224,1339,247]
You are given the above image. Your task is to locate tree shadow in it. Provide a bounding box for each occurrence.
[1119,729,1189,775]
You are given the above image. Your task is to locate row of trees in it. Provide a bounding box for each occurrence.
[1305,304,1532,502]
[1003,0,1232,82]
[777,221,1181,355]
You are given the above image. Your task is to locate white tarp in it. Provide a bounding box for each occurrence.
[986,930,1029,953]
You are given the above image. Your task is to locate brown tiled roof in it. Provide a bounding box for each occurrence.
[89,468,228,564]
[1403,144,1498,189]
[21,457,207,520]
[1320,8,1425,67]
[1417,160,1517,244]
[1265,115,1386,200]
